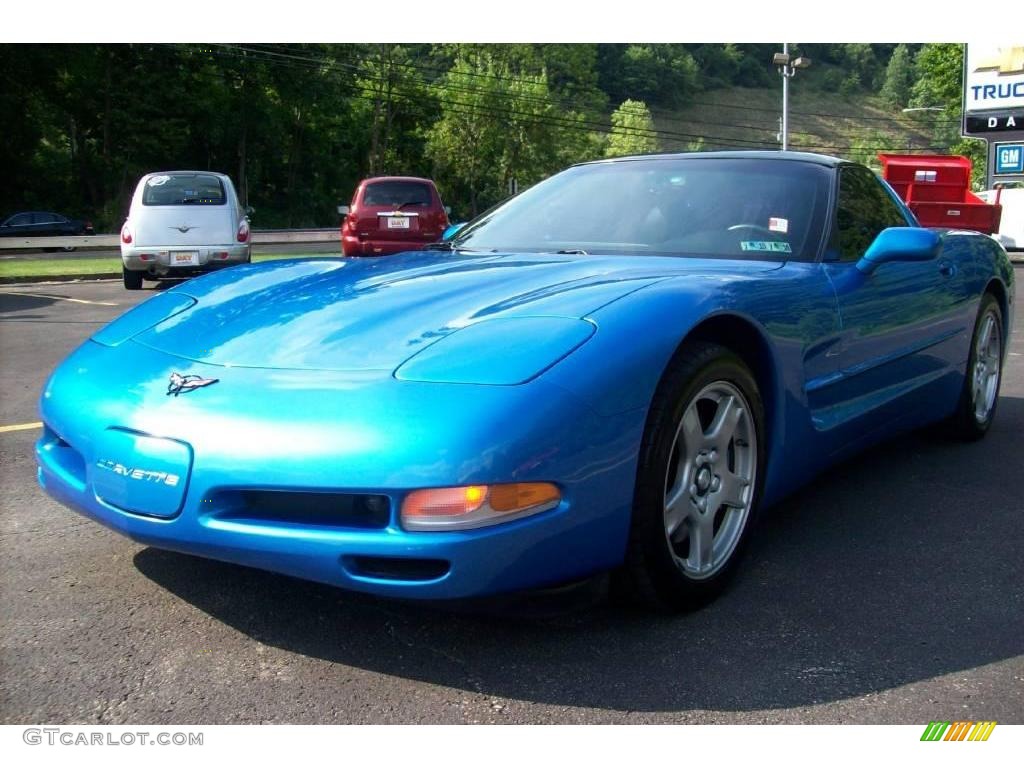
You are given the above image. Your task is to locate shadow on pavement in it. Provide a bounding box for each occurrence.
[134,396,1024,713]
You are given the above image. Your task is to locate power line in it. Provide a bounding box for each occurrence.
[173,45,956,157]
[226,43,962,126]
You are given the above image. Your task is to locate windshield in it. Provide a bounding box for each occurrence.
[452,157,831,261]
[142,174,227,206]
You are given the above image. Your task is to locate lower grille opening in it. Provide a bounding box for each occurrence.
[216,490,390,529]
[344,556,450,582]
[40,425,87,488]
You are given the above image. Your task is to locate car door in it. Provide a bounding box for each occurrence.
[822,165,973,424]
[32,212,61,236]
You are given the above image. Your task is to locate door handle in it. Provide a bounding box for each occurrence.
[938,261,957,278]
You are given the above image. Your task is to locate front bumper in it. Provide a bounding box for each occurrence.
[36,341,642,600]
[122,243,250,274]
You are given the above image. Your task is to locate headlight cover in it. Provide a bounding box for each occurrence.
[91,292,196,347]
[394,316,595,385]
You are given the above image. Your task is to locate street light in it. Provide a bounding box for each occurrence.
[773,44,811,151]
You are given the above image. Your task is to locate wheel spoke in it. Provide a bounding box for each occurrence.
[706,395,742,449]
[977,316,993,355]
[688,516,714,573]
[664,483,691,539]
[680,405,703,452]
[714,469,748,509]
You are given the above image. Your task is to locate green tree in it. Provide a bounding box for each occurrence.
[425,50,595,217]
[912,43,987,188]
[605,100,658,158]
[880,44,914,108]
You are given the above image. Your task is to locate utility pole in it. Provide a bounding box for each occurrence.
[773,45,812,151]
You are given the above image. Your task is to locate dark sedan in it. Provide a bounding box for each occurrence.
[0,211,95,251]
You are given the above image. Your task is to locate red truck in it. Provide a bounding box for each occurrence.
[878,153,1002,235]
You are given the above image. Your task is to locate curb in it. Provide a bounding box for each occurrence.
[0,272,121,285]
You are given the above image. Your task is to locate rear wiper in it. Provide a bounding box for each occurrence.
[556,248,589,255]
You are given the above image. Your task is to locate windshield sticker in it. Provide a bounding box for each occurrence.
[768,217,789,233]
[741,241,792,253]
[147,175,171,187]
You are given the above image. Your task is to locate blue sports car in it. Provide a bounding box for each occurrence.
[36,152,1013,611]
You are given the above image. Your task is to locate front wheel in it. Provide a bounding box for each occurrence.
[948,294,1004,440]
[122,267,143,290]
[619,341,765,611]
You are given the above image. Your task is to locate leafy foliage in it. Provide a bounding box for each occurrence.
[880,44,915,108]
[605,100,658,158]
[1,42,977,229]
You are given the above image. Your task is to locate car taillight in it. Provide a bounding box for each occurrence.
[237,220,249,243]
[121,225,132,244]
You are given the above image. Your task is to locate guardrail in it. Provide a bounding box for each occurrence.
[0,228,339,250]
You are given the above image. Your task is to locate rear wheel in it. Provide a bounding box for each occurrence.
[122,267,144,290]
[619,342,765,611]
[948,294,1003,440]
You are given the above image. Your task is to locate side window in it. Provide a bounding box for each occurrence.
[836,166,909,261]
[6,213,33,226]
[34,213,58,224]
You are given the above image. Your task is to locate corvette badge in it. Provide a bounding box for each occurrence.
[167,372,219,397]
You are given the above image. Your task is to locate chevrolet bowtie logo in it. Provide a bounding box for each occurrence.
[974,47,1024,76]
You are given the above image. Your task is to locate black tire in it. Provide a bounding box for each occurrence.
[122,267,144,290]
[617,341,766,612]
[947,294,1004,441]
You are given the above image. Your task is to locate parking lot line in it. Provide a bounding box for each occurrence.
[0,291,118,307]
[0,422,43,433]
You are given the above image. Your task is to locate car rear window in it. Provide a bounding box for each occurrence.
[142,174,226,206]
[362,181,433,207]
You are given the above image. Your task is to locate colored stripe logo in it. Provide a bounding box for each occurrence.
[920,721,997,741]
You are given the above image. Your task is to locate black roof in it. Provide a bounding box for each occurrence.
[587,150,847,168]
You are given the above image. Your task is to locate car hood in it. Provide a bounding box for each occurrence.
[130,252,783,371]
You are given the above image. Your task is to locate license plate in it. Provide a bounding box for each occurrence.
[386,216,410,230]
[171,251,199,266]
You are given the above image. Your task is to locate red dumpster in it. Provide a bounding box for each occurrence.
[878,153,1002,235]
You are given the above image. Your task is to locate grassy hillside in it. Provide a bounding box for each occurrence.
[653,87,944,167]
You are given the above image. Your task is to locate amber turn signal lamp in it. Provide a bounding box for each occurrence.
[401,483,561,531]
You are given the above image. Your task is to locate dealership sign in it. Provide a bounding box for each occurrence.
[964,45,1024,113]
[964,44,1024,185]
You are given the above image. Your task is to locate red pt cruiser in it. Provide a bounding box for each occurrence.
[340,176,450,256]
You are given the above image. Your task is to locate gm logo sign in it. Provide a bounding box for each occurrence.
[995,143,1024,175]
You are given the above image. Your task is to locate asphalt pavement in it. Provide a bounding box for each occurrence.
[1,277,1022,724]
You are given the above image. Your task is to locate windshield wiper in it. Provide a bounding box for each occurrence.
[556,248,589,255]
[423,241,487,253]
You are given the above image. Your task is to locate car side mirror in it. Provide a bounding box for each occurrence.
[856,227,941,274]
[444,206,452,216]
[244,205,255,218]
[338,205,350,216]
